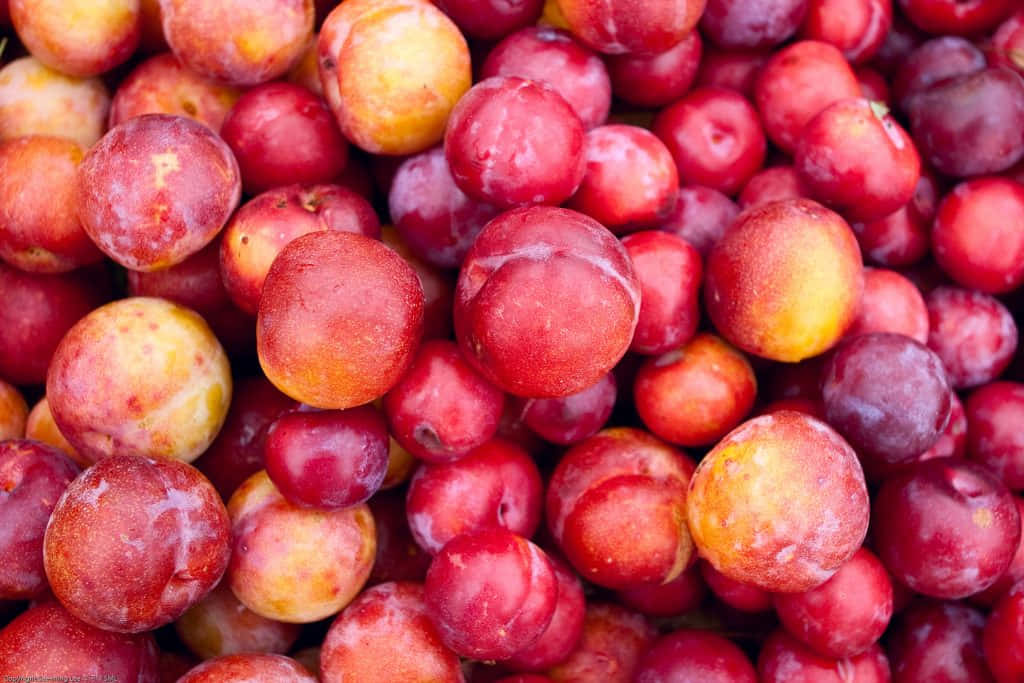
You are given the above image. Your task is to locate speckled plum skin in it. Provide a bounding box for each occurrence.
[566,125,679,233]
[795,98,920,223]
[0,262,111,387]
[480,26,612,130]
[454,206,640,398]
[10,0,140,77]
[43,455,231,633]
[160,0,313,86]
[320,582,463,683]
[704,198,864,363]
[226,471,376,623]
[0,603,159,681]
[46,297,232,464]
[546,428,696,590]
[109,53,241,133]
[873,458,1021,600]
[634,333,757,447]
[0,57,110,149]
[221,184,380,316]
[754,41,861,154]
[318,0,471,155]
[634,629,758,683]
[257,230,424,409]
[77,114,241,272]
[178,654,316,682]
[0,440,79,600]
[444,76,586,209]
[554,0,705,55]
[405,438,542,555]
[686,411,870,593]
[546,603,657,683]
[932,178,1024,295]
[821,332,952,465]
[0,136,104,274]
[424,530,558,660]
[773,548,893,658]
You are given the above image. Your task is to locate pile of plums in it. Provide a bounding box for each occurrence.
[3,0,1024,680]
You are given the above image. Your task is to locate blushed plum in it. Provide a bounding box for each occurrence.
[46,297,232,463]
[454,206,640,398]
[264,405,390,509]
[932,178,1024,294]
[821,332,951,465]
[757,631,891,683]
[320,582,462,683]
[424,530,558,660]
[318,0,471,155]
[43,455,231,632]
[0,263,111,387]
[686,411,870,592]
[605,31,702,109]
[754,41,860,154]
[505,557,586,672]
[257,231,424,409]
[0,603,159,680]
[520,371,616,445]
[635,333,757,447]
[704,199,863,363]
[773,548,892,658]
[887,600,992,683]
[567,125,678,232]
[388,146,501,270]
[77,114,241,272]
[0,57,109,148]
[795,98,920,223]
[845,268,929,343]
[221,184,379,316]
[546,428,696,589]
[178,654,315,682]
[873,458,1021,599]
[653,86,765,196]
[405,438,542,555]
[160,0,313,86]
[384,340,505,463]
[175,583,300,660]
[546,603,656,683]
[445,76,585,209]
[554,0,705,55]
[109,53,240,132]
[906,68,1024,178]
[226,470,376,623]
[700,0,807,49]
[801,0,891,64]
[220,82,349,195]
[0,440,79,600]
[481,26,611,130]
[926,286,1018,389]
[0,136,103,273]
[25,398,84,466]
[966,382,1024,491]
[10,0,140,77]
[634,629,757,683]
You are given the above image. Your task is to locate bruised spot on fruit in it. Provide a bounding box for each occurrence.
[974,508,994,529]
[151,151,180,189]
